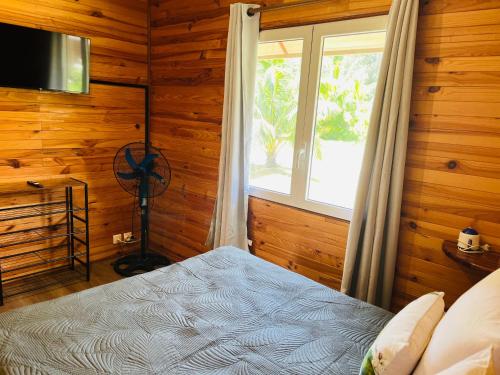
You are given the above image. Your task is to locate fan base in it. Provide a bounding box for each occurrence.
[113,252,170,277]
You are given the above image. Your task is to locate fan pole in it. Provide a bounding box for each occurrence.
[140,196,148,259]
[139,159,151,258]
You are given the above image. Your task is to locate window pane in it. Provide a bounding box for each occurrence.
[307,32,385,208]
[250,39,303,194]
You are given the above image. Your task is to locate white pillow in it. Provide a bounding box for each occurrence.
[435,347,494,375]
[359,291,445,375]
[414,269,500,375]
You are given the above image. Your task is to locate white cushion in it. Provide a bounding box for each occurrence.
[359,291,445,374]
[414,269,500,375]
[436,346,494,375]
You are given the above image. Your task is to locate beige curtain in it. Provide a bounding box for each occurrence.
[341,0,419,309]
[206,4,260,251]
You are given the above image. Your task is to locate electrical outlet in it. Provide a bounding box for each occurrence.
[113,234,123,244]
[123,232,133,242]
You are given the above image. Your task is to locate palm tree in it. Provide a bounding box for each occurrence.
[254,59,298,168]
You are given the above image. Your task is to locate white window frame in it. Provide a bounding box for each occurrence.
[249,15,388,221]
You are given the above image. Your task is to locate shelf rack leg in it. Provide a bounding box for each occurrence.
[84,183,90,281]
[0,265,3,306]
[69,186,75,271]
[65,186,72,269]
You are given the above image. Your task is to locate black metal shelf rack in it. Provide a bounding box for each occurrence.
[0,178,90,305]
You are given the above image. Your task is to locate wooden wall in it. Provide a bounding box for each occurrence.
[0,0,148,84]
[0,1,148,263]
[392,0,500,310]
[0,84,145,262]
[248,199,349,290]
[148,0,391,283]
[149,0,500,309]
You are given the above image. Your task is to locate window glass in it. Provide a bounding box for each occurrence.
[248,18,387,219]
[250,39,304,194]
[307,32,384,208]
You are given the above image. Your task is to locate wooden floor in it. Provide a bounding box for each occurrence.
[0,260,123,313]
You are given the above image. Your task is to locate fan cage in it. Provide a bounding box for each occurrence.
[113,142,171,199]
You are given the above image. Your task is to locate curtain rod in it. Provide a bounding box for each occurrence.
[247,0,333,17]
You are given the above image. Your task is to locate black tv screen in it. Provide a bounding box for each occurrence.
[0,23,90,94]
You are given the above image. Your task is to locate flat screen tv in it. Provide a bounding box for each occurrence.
[0,23,90,94]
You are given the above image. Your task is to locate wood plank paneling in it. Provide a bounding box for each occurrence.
[0,84,145,263]
[150,0,500,311]
[393,0,500,311]
[149,0,391,292]
[0,0,148,84]
[249,198,348,290]
[0,1,147,273]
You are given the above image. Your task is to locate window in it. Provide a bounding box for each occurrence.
[249,16,387,220]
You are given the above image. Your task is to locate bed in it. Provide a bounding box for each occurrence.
[0,247,392,374]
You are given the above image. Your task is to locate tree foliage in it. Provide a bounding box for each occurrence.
[315,54,381,143]
[253,52,381,166]
[253,58,300,167]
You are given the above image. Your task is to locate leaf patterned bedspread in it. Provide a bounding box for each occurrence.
[0,247,392,374]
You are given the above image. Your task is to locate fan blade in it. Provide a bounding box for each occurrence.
[125,148,139,170]
[117,171,139,180]
[139,153,159,169]
[150,171,166,185]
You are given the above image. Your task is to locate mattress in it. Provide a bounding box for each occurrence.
[0,247,393,374]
